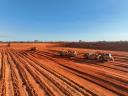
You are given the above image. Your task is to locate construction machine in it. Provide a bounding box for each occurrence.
[59,50,77,57]
[29,47,37,51]
[83,52,114,62]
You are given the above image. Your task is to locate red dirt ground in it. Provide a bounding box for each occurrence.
[0,43,128,96]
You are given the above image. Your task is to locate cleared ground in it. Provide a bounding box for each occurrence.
[0,43,128,96]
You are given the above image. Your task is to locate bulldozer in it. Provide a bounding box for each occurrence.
[58,50,77,57]
[7,42,11,47]
[83,52,114,62]
[29,47,37,51]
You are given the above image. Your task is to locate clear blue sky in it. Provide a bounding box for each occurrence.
[0,0,128,41]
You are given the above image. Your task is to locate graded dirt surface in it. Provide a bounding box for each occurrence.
[0,43,128,96]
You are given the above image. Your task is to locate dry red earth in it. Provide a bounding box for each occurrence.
[0,43,128,96]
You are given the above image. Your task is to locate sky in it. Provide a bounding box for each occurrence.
[0,0,128,41]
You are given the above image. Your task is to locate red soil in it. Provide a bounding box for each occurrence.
[0,43,128,96]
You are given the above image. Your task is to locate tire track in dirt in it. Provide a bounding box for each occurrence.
[13,49,93,96]
[42,51,128,95]
[1,47,128,96]
[48,49,128,70]
[3,52,14,96]
[7,51,48,96]
[0,50,6,96]
[8,51,38,96]
[6,52,27,96]
[0,51,2,96]
[47,50,128,77]
[21,50,118,95]
[11,50,67,96]
[35,50,128,79]
[0,53,2,79]
[31,50,128,96]
[19,50,100,96]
